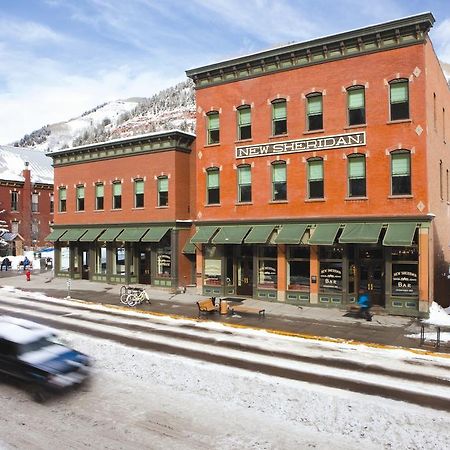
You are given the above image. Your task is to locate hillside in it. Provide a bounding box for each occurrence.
[14,79,195,152]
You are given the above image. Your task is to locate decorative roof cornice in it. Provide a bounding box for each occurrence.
[47,130,196,167]
[186,12,435,89]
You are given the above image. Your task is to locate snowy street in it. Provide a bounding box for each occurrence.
[0,287,450,449]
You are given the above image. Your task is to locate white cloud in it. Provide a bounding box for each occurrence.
[0,17,67,44]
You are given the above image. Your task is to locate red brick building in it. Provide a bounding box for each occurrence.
[0,146,53,254]
[186,12,450,315]
[47,131,196,288]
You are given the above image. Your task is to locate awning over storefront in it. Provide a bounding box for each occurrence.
[98,228,124,242]
[383,222,417,246]
[141,227,170,242]
[182,241,196,254]
[244,225,275,244]
[117,227,150,242]
[45,229,68,241]
[308,223,340,245]
[60,228,88,241]
[212,225,252,244]
[79,228,106,242]
[274,224,308,244]
[339,223,383,244]
[190,226,218,244]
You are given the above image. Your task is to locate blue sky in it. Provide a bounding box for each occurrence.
[1,0,449,144]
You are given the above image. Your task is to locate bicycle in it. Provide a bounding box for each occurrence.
[120,286,150,307]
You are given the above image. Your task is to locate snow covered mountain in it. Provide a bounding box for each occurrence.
[14,79,195,152]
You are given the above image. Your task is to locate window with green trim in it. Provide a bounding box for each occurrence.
[391,151,411,196]
[95,183,104,210]
[207,111,220,144]
[157,176,168,207]
[237,165,251,203]
[59,187,67,212]
[237,105,251,140]
[134,179,144,208]
[390,79,409,120]
[112,181,122,209]
[76,185,85,211]
[308,158,324,199]
[207,168,220,204]
[347,86,365,126]
[272,161,287,201]
[272,99,287,135]
[348,154,366,197]
[306,93,323,131]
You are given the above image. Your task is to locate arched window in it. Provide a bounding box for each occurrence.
[389,79,409,120]
[307,158,324,199]
[347,154,366,197]
[306,92,323,131]
[272,161,287,201]
[206,167,220,205]
[347,86,365,126]
[391,150,411,196]
[237,105,252,140]
[271,99,287,136]
[237,164,252,203]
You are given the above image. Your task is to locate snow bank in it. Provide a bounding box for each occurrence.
[422,301,450,327]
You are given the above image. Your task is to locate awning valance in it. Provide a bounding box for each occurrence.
[212,225,251,244]
[60,229,88,242]
[141,227,170,242]
[308,223,340,245]
[45,229,68,242]
[80,228,106,242]
[244,225,275,244]
[383,222,417,246]
[190,226,218,244]
[182,241,196,254]
[98,228,124,242]
[274,224,308,244]
[339,223,383,244]
[117,227,150,242]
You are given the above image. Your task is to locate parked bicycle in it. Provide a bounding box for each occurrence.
[120,286,150,307]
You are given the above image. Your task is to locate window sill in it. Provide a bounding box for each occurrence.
[75,210,85,213]
[110,208,123,211]
[304,198,326,202]
[235,202,253,206]
[269,200,288,204]
[132,207,145,210]
[344,124,367,130]
[345,196,368,201]
[204,143,221,148]
[386,119,411,125]
[387,194,413,199]
[235,138,253,144]
[94,209,105,212]
[155,206,169,209]
[269,134,288,139]
[303,129,324,135]
[204,203,221,207]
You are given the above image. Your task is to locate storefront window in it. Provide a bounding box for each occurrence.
[204,245,222,285]
[96,247,107,274]
[287,246,310,291]
[156,247,171,278]
[114,247,126,275]
[392,263,418,297]
[73,247,79,273]
[225,246,234,285]
[60,247,70,271]
[258,246,277,289]
[319,245,343,292]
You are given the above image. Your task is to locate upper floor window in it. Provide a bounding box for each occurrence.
[157,176,168,207]
[272,99,287,136]
[58,187,67,212]
[31,193,39,213]
[237,165,252,203]
[11,191,19,211]
[389,79,409,120]
[307,158,324,199]
[76,186,85,211]
[95,183,104,210]
[50,193,54,213]
[237,105,252,140]
[272,161,287,201]
[347,86,365,126]
[11,221,19,234]
[348,154,366,197]
[112,182,122,209]
[207,111,220,145]
[134,179,144,208]
[206,168,220,205]
[391,151,411,196]
[306,93,323,131]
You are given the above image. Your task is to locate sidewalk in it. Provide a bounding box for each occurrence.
[0,269,445,353]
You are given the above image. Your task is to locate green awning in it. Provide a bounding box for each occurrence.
[244,225,275,244]
[117,227,150,242]
[182,241,196,254]
[141,227,170,242]
[274,224,308,244]
[98,228,124,241]
[60,228,88,241]
[190,226,218,244]
[45,229,68,241]
[79,228,106,242]
[383,222,417,246]
[308,223,341,245]
[212,225,251,244]
[339,223,383,244]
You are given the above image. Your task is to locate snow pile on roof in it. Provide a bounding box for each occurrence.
[0,146,53,184]
[422,301,450,327]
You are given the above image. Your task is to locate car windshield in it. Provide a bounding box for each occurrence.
[18,337,54,355]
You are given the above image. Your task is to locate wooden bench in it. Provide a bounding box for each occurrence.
[197,298,217,317]
[230,304,265,318]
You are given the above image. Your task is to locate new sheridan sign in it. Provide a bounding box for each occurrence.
[235,131,366,159]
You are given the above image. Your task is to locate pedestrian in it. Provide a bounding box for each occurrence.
[357,288,372,321]
[1,257,10,271]
[23,256,30,270]
[25,269,31,282]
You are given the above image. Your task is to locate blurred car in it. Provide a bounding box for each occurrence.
[0,316,92,402]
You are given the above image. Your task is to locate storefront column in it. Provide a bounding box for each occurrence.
[277,244,286,302]
[418,227,430,314]
[195,245,203,294]
[310,245,319,304]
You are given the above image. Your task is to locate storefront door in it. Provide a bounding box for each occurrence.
[81,249,90,280]
[359,260,384,306]
[139,251,151,284]
[237,256,253,296]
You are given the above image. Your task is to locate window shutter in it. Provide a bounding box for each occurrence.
[272,101,286,119]
[158,177,168,192]
[208,113,219,129]
[392,153,410,175]
[273,164,286,182]
[96,184,104,196]
[349,157,365,178]
[307,95,322,114]
[59,189,66,200]
[207,171,219,188]
[77,187,84,199]
[113,183,122,195]
[390,82,408,103]
[348,89,364,108]
[135,180,144,194]
[238,108,251,125]
[238,166,251,184]
[309,160,323,180]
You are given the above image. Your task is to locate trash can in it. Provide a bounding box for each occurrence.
[220,299,229,315]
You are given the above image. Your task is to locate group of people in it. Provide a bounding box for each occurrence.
[0,256,31,272]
